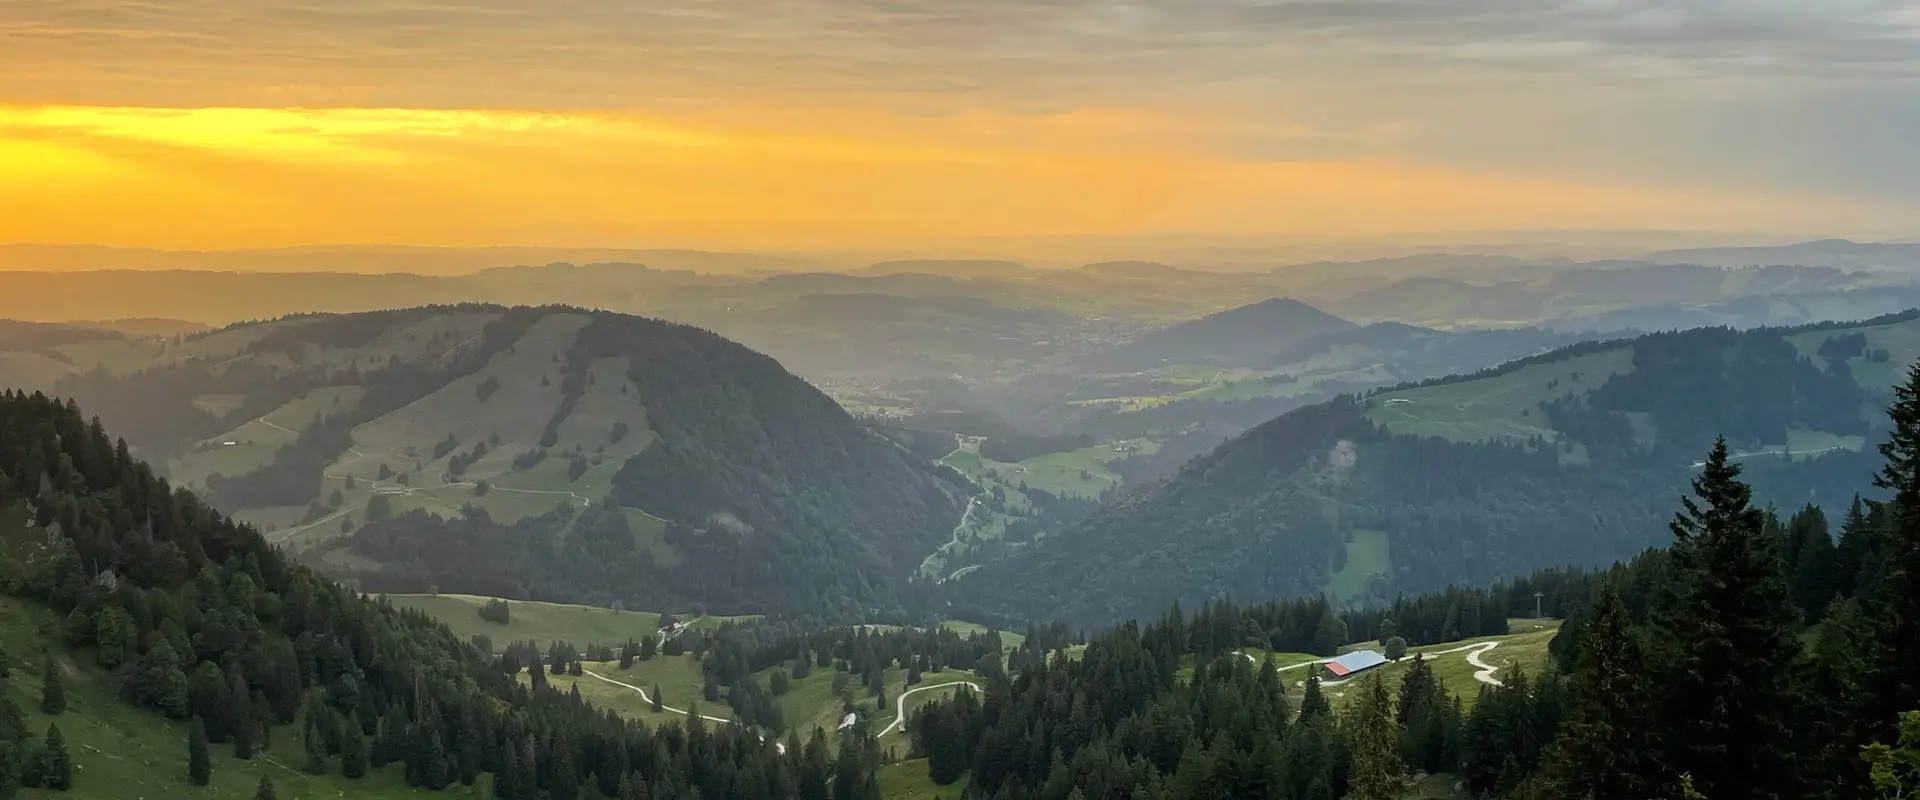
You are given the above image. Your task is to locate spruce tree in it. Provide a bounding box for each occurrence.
[651,684,663,713]
[1875,361,1920,729]
[0,740,19,800]
[254,774,278,800]
[1658,437,1806,799]
[188,716,212,786]
[39,655,63,715]
[1344,675,1406,800]
[1298,673,1331,721]
[341,726,368,779]
[1545,583,1659,799]
[44,724,72,791]
[551,736,578,800]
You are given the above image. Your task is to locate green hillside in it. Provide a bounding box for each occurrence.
[0,305,965,619]
[956,312,1920,627]
[382,593,757,650]
[0,388,822,800]
[0,596,451,800]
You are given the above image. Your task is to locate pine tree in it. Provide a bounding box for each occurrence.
[188,716,212,785]
[1545,583,1659,799]
[44,724,72,791]
[1786,504,1842,618]
[1658,437,1806,799]
[341,726,368,779]
[0,740,20,800]
[1345,675,1406,800]
[1299,673,1331,721]
[550,735,578,800]
[1875,362,1920,733]
[39,654,64,715]
[253,774,278,800]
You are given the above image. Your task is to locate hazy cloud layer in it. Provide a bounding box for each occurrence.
[3,0,1919,241]
[8,0,1920,105]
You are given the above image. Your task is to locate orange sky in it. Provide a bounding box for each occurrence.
[5,0,1919,250]
[5,103,1906,250]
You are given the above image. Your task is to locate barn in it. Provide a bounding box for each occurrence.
[1322,649,1388,680]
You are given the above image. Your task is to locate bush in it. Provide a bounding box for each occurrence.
[1385,635,1408,661]
[476,599,511,625]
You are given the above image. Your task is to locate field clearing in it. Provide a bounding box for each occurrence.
[1321,619,1561,710]
[622,507,682,567]
[1328,529,1391,604]
[170,385,368,488]
[52,320,302,374]
[937,621,1026,650]
[878,759,969,799]
[0,351,73,393]
[1366,348,1635,446]
[585,656,732,722]
[0,596,453,800]
[191,392,247,416]
[385,593,755,650]
[1175,649,1322,684]
[1790,317,1920,393]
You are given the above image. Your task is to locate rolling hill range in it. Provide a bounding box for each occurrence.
[953,310,1920,627]
[0,305,964,617]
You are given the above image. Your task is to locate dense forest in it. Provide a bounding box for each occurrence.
[908,374,1920,797]
[957,317,1908,627]
[0,389,886,798]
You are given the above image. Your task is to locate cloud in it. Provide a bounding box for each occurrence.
[7,0,1920,109]
[4,0,1920,242]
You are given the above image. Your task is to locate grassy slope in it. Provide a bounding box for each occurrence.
[0,596,459,800]
[1319,619,1562,711]
[1366,348,1634,455]
[384,593,756,650]
[1328,529,1392,605]
[261,315,673,555]
[878,759,969,800]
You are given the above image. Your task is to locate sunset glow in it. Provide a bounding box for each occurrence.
[6,0,1920,249]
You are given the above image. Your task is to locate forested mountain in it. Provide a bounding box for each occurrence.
[0,389,870,799]
[955,310,1920,627]
[0,306,963,618]
[907,423,1920,798]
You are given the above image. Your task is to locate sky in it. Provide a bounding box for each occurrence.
[4,0,1920,250]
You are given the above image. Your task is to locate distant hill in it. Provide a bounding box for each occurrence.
[957,310,1920,627]
[1646,239,1920,272]
[0,305,963,617]
[1091,297,1356,369]
[0,269,492,324]
[861,259,1040,280]
[0,243,822,275]
[1323,263,1886,328]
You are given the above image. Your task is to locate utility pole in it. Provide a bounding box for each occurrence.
[1534,592,1545,618]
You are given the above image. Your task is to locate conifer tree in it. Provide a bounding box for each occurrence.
[1298,673,1331,721]
[188,716,212,786]
[341,725,368,779]
[651,684,664,713]
[1875,362,1920,729]
[43,724,72,791]
[551,736,578,800]
[1658,437,1806,799]
[1546,583,1658,799]
[0,740,21,800]
[39,654,63,715]
[1345,675,1406,800]
[253,774,277,800]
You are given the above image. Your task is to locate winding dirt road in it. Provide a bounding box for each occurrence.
[1238,638,1508,688]
[884,680,982,736]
